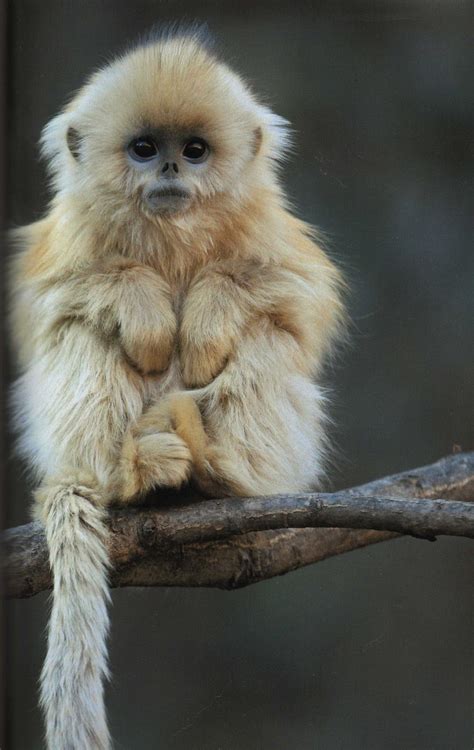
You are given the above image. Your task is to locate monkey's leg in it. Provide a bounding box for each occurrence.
[15,320,192,502]
[184,323,327,497]
[134,334,325,498]
[178,261,336,496]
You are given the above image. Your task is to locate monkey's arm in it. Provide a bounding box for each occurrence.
[180,256,344,386]
[47,258,177,374]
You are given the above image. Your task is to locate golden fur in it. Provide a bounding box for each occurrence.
[9,28,345,749]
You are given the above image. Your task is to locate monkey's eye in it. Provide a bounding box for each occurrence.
[182,138,209,163]
[128,137,158,161]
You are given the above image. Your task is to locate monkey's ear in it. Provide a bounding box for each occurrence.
[66,126,82,160]
[252,126,263,156]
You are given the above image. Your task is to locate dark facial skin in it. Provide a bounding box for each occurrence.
[127,129,210,215]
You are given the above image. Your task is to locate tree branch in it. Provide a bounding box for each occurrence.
[3,452,474,598]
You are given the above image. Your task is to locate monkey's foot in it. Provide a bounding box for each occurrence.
[118,431,192,501]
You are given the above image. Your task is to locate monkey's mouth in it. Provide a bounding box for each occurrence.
[149,187,190,199]
[144,185,192,214]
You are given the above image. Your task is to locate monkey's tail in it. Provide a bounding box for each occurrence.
[38,481,112,750]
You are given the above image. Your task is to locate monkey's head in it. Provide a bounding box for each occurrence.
[41,27,290,227]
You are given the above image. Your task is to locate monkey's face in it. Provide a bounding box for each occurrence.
[124,126,223,217]
[126,129,209,215]
[106,60,265,221]
[44,38,289,226]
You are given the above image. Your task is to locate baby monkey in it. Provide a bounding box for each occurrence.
[10,26,345,750]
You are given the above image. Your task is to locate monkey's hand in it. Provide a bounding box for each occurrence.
[105,261,177,375]
[118,303,176,376]
[61,259,177,374]
[180,265,250,387]
[180,258,339,385]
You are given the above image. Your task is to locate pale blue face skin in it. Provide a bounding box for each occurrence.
[126,128,211,214]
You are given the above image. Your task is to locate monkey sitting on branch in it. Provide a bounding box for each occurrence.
[9,25,346,750]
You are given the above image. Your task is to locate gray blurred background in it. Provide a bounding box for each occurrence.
[5,1,474,748]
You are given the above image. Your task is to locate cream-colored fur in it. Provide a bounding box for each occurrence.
[10,27,345,749]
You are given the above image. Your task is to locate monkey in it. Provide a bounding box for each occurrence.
[9,25,345,750]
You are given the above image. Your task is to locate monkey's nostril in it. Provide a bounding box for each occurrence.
[172,162,179,173]
[161,162,169,174]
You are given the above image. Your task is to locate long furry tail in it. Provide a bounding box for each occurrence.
[38,482,111,750]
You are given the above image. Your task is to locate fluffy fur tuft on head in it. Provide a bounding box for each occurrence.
[134,20,216,54]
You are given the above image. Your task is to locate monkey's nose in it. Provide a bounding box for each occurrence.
[161,162,179,174]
